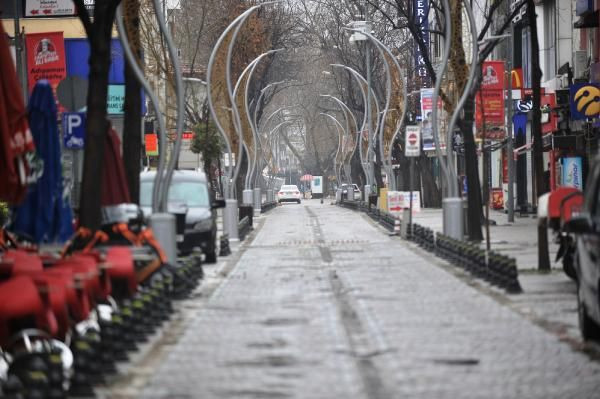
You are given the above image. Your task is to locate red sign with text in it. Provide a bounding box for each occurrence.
[476,61,506,140]
[541,93,558,135]
[25,32,66,94]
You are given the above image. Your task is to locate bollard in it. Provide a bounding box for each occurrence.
[253,188,262,217]
[224,199,239,240]
[219,234,231,256]
[505,258,523,293]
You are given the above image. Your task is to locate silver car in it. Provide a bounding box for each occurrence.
[140,170,224,263]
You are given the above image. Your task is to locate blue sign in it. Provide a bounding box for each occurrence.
[562,157,583,190]
[62,112,86,149]
[107,85,125,115]
[570,83,600,120]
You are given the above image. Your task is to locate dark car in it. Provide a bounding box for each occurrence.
[566,156,600,341]
[140,171,224,263]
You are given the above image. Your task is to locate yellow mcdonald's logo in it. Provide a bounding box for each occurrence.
[511,69,523,89]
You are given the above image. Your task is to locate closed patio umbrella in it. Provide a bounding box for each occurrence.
[11,80,73,243]
[0,24,35,204]
[101,126,131,206]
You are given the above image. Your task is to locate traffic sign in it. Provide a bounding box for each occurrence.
[405,125,421,157]
[62,112,86,149]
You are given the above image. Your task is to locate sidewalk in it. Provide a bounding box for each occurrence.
[411,208,560,271]
[410,208,588,351]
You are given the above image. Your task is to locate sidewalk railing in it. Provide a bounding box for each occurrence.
[261,201,277,213]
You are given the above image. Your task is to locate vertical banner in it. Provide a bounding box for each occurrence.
[413,0,430,87]
[476,61,506,140]
[420,88,444,151]
[145,134,158,156]
[25,31,66,94]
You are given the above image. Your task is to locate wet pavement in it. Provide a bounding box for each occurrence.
[102,200,600,398]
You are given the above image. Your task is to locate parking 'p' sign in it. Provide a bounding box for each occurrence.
[405,125,421,157]
[62,112,86,149]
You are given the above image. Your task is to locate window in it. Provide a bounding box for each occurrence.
[140,180,210,208]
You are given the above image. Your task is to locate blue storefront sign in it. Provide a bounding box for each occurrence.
[562,157,583,190]
[62,112,86,149]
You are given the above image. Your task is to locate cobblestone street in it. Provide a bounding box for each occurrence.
[104,201,600,399]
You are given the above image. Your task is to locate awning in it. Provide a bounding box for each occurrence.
[574,10,599,28]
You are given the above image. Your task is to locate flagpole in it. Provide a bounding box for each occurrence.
[13,0,27,101]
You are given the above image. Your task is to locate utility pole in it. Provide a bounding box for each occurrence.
[506,24,515,223]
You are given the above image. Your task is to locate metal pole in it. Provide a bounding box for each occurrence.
[507,24,515,223]
[409,158,414,235]
[13,0,27,100]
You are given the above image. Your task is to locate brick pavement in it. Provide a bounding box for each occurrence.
[111,201,600,398]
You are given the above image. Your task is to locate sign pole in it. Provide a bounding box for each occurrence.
[409,157,414,236]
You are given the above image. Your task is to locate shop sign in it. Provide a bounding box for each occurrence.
[107,85,125,114]
[570,83,600,120]
[561,157,583,189]
[25,32,66,95]
[481,61,505,90]
[413,0,431,87]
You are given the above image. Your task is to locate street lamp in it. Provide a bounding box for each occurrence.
[343,27,407,192]
[329,64,381,190]
[206,1,279,240]
[319,112,346,187]
[320,94,358,185]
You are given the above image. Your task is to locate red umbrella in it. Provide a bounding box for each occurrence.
[0,25,36,204]
[101,126,131,206]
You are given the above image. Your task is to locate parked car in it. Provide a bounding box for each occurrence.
[341,183,361,200]
[139,170,224,263]
[565,156,600,341]
[278,185,302,204]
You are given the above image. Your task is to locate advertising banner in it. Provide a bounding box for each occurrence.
[420,88,444,151]
[569,83,600,120]
[25,32,66,95]
[387,191,421,214]
[476,61,505,140]
[561,157,583,189]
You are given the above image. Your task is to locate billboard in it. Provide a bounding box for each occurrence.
[25,31,67,94]
[420,88,445,151]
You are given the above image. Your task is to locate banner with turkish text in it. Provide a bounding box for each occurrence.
[476,61,506,140]
[25,32,66,95]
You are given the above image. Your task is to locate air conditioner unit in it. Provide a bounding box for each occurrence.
[573,50,588,79]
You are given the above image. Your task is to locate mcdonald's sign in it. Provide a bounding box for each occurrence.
[511,68,523,89]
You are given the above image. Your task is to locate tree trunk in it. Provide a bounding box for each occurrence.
[418,156,441,208]
[122,0,142,205]
[527,0,550,270]
[461,94,484,241]
[78,3,119,231]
